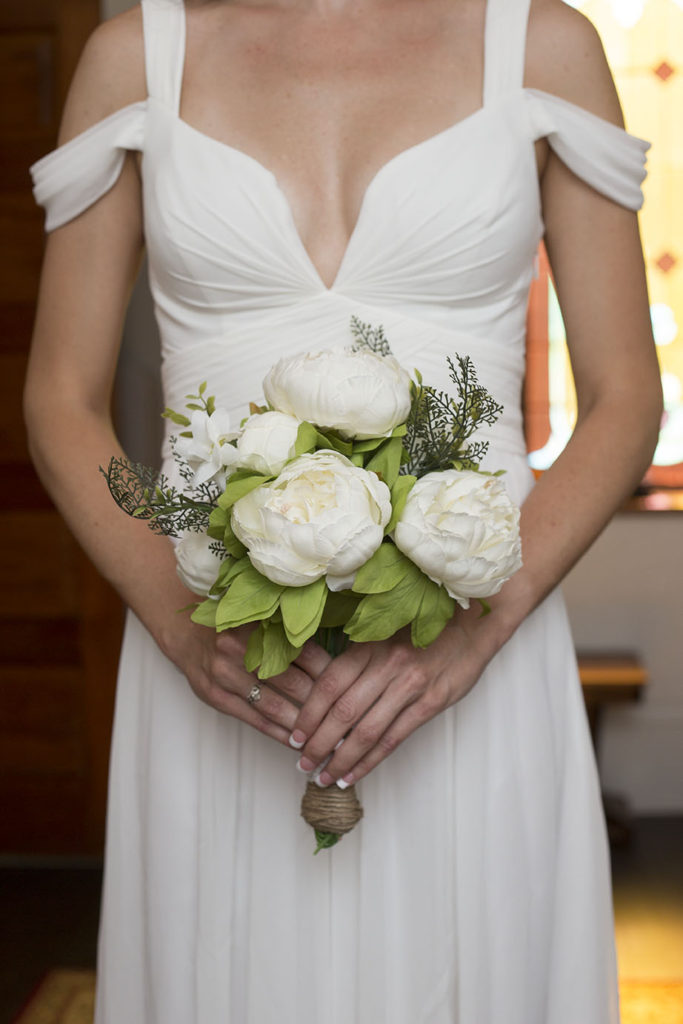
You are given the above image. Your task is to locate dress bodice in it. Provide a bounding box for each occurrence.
[30,0,649,479]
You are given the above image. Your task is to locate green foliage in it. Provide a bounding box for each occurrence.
[207,505,229,540]
[352,542,414,594]
[257,619,303,679]
[294,421,319,456]
[217,470,272,510]
[244,622,265,672]
[318,591,361,629]
[314,429,353,458]
[385,475,417,534]
[403,355,503,477]
[222,516,247,559]
[346,559,426,641]
[314,830,342,854]
[364,436,404,488]
[349,316,392,358]
[215,564,284,630]
[280,578,328,647]
[191,598,218,628]
[410,580,455,648]
[162,408,191,427]
[100,457,216,537]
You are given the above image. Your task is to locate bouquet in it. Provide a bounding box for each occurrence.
[103,318,522,851]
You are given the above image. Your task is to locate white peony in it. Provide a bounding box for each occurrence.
[231,450,392,588]
[174,408,239,488]
[175,532,224,597]
[393,470,522,608]
[236,410,301,476]
[263,348,412,440]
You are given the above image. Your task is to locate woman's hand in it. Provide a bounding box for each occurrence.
[170,620,333,746]
[288,605,504,788]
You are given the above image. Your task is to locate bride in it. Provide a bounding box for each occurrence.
[25,0,662,1021]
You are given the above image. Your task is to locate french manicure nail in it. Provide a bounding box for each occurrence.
[298,756,316,773]
[315,771,333,788]
[336,778,350,790]
[289,731,306,749]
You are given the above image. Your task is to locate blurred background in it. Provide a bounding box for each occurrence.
[0,0,681,1021]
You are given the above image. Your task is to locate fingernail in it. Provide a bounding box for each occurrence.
[289,731,306,749]
[295,758,309,774]
[298,756,316,773]
[315,771,333,788]
[334,738,344,750]
[336,774,354,790]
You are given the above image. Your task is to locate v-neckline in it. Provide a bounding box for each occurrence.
[172,99,502,293]
[174,0,494,292]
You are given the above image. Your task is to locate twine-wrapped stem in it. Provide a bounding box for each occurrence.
[301,781,364,852]
[301,626,363,852]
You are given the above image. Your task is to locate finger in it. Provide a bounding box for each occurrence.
[297,669,392,770]
[294,639,333,678]
[288,645,373,751]
[236,679,301,734]
[265,662,316,705]
[313,680,420,784]
[325,698,438,787]
[193,683,292,746]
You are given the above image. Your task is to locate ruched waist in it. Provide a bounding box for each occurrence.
[160,293,529,468]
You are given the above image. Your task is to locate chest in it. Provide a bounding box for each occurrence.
[179,1,490,286]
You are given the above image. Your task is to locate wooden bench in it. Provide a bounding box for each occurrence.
[577,652,648,844]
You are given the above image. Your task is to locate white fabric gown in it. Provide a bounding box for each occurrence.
[32,0,649,1020]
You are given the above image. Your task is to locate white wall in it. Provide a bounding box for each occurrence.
[563,517,683,814]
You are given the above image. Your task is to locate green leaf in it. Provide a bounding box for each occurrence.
[365,436,405,488]
[352,542,414,594]
[280,577,328,647]
[217,472,272,510]
[350,436,386,455]
[258,619,302,679]
[215,564,284,629]
[207,505,229,540]
[318,590,361,628]
[410,579,455,648]
[244,622,265,672]
[191,598,218,628]
[315,430,353,458]
[223,516,247,558]
[391,423,408,438]
[198,381,207,396]
[478,598,491,617]
[162,408,191,427]
[294,420,319,456]
[385,474,417,535]
[314,830,341,854]
[345,565,426,642]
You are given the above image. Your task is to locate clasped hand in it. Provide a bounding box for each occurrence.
[290,609,488,788]
[181,607,492,785]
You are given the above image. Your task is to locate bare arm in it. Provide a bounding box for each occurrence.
[24,9,326,742]
[292,0,663,784]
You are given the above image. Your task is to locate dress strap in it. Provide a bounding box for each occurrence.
[141,0,186,113]
[483,0,532,104]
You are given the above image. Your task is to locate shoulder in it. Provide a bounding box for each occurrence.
[525,0,624,127]
[57,5,147,146]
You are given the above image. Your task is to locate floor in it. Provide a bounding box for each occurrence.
[1,818,682,1022]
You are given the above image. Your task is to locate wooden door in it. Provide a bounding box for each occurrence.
[0,0,123,856]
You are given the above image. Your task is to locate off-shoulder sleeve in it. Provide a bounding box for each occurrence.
[30,101,147,231]
[524,88,650,211]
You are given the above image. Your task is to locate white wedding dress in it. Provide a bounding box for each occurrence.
[31,0,649,1021]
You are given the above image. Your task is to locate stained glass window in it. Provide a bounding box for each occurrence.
[526,0,683,492]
